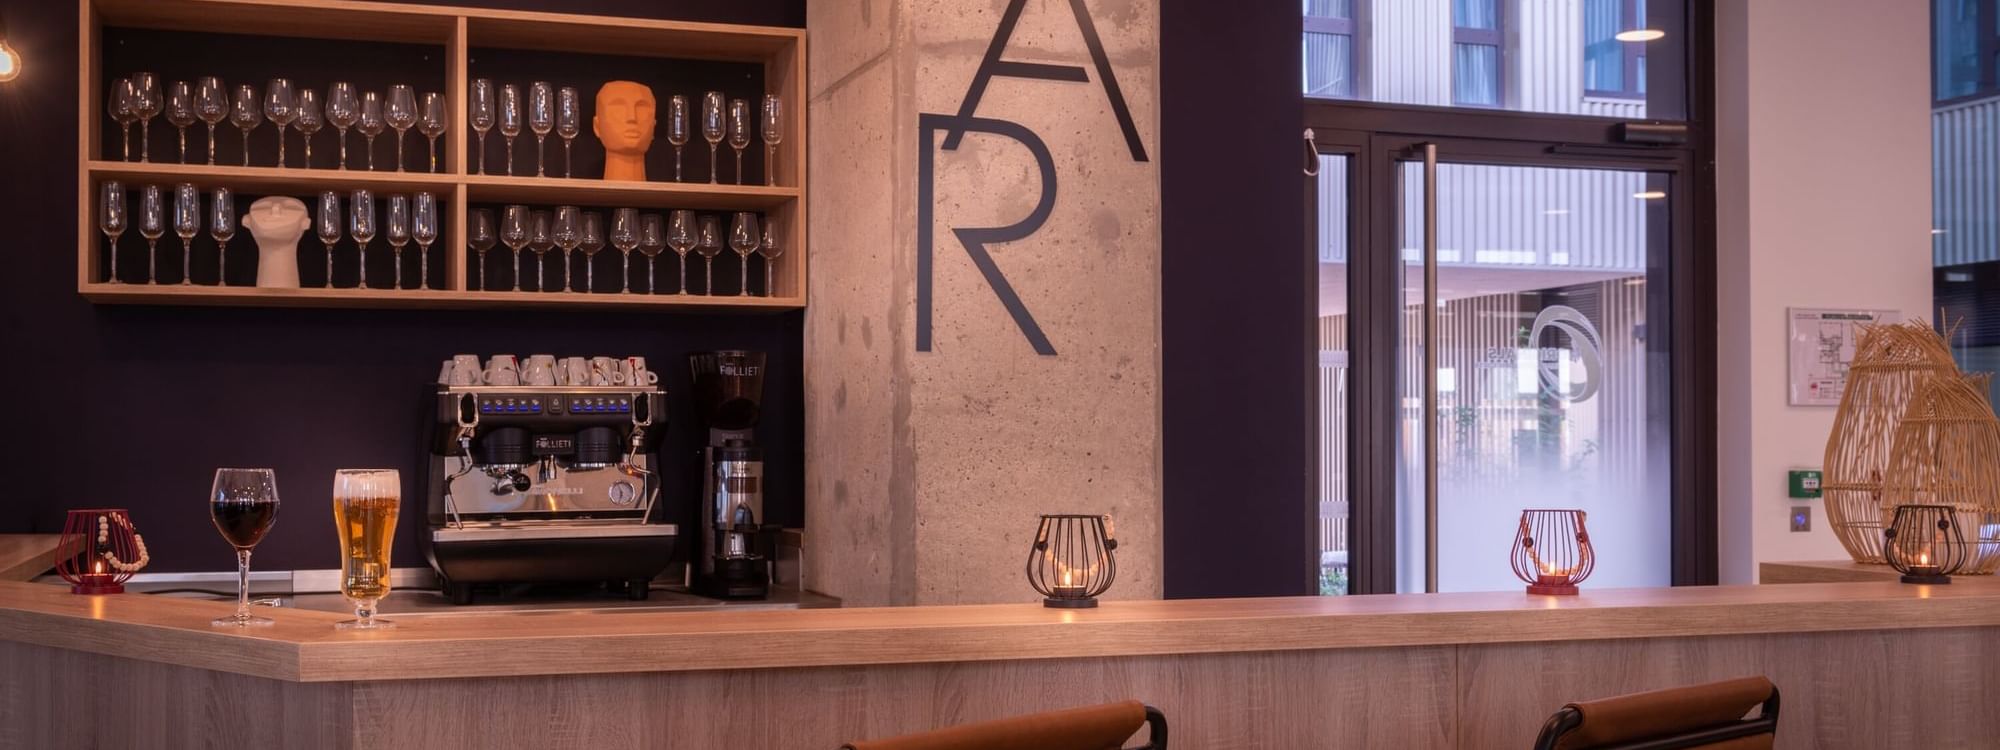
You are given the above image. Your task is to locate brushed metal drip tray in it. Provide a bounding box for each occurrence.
[150,583,839,617]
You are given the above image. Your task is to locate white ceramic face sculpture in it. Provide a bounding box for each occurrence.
[244,196,310,288]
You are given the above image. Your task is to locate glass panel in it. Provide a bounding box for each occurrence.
[1305,0,1352,19]
[1305,32,1355,98]
[1583,0,1625,93]
[1454,44,1501,106]
[1396,161,1672,593]
[1454,0,1498,30]
[1316,154,1352,595]
[1936,0,1982,100]
[1934,1,2000,411]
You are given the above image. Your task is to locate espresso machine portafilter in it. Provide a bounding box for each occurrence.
[691,350,777,599]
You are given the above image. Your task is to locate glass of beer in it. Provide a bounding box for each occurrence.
[332,469,401,629]
[210,468,281,628]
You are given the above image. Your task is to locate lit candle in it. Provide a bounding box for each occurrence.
[1053,568,1086,598]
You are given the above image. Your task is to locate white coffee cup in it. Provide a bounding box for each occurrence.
[438,360,455,385]
[590,356,618,385]
[449,355,483,386]
[524,355,557,386]
[486,354,521,386]
[562,357,590,386]
[626,356,660,386]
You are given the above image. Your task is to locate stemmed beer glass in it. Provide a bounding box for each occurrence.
[701,92,725,184]
[210,468,281,628]
[557,87,581,178]
[730,212,759,296]
[211,189,236,285]
[728,99,751,185]
[350,190,376,288]
[470,80,494,175]
[172,183,199,286]
[386,194,411,290]
[667,95,690,182]
[138,185,164,284]
[100,182,127,284]
[499,85,522,175]
[332,469,400,630]
[413,192,438,290]
[762,94,783,186]
[265,79,297,167]
[317,192,341,287]
[529,82,554,177]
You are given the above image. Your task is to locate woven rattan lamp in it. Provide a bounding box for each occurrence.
[1878,374,2000,574]
[1822,321,1961,564]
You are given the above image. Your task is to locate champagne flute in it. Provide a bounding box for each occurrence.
[761,94,783,186]
[528,81,553,177]
[638,214,665,294]
[166,81,195,163]
[230,84,262,167]
[131,72,161,163]
[695,214,723,294]
[327,82,359,169]
[210,468,281,628]
[557,86,581,178]
[357,91,385,171]
[501,205,529,292]
[108,78,137,162]
[172,183,199,286]
[350,190,376,288]
[528,209,552,291]
[295,88,323,168]
[499,84,522,176]
[386,194,411,290]
[611,208,640,294]
[728,99,750,185]
[470,79,494,175]
[332,469,400,630]
[469,208,496,291]
[701,91,724,184]
[759,217,784,297]
[667,209,695,295]
[265,78,296,167]
[413,192,438,290]
[317,192,341,288]
[386,85,417,172]
[552,206,581,292]
[194,77,227,165]
[419,92,446,174]
[667,95,690,182]
[580,212,605,293]
[100,181,127,284]
[138,185,164,284]
[210,188,236,286]
[729,212,759,296]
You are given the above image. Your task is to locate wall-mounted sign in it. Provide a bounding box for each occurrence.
[1788,307,1901,406]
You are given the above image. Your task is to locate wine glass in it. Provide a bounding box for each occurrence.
[529,209,552,291]
[413,192,438,290]
[230,84,262,167]
[172,183,199,286]
[666,209,695,295]
[761,94,783,186]
[759,217,784,297]
[638,214,665,294]
[667,95,690,182]
[499,84,522,175]
[470,79,494,175]
[552,205,581,292]
[166,81,195,163]
[326,82,359,169]
[357,91,385,171]
[264,78,296,167]
[131,72,161,163]
[194,77,227,165]
[386,194,411,290]
[295,88,323,167]
[332,469,400,630]
[611,208,640,294]
[557,86,581,178]
[317,192,341,288]
[469,208,496,291]
[580,212,605,293]
[695,214,723,294]
[419,92,446,174]
[701,91,725,184]
[730,212,759,296]
[138,185,164,284]
[100,181,127,284]
[108,78,137,162]
[210,188,236,286]
[528,81,554,177]
[728,99,750,185]
[350,190,376,288]
[501,205,529,292]
[386,85,417,172]
[210,468,281,628]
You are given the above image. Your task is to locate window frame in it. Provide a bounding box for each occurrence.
[1303,2,1366,100]
[1933,0,2000,105]
[1585,0,1648,100]
[1452,0,1507,107]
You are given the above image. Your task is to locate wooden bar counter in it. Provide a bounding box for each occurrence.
[3,579,1998,748]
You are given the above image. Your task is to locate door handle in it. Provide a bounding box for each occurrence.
[1421,143,1439,595]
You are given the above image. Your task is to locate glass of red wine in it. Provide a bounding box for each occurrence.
[210,468,281,627]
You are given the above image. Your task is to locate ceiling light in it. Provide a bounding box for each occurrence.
[1615,29,1665,42]
[0,15,18,83]
[1633,190,1666,200]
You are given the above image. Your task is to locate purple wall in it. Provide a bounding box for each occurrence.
[1,0,804,573]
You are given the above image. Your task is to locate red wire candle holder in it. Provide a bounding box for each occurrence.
[1511,509,1594,596]
[55,509,150,595]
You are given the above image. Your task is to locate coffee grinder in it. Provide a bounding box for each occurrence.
[690,350,778,599]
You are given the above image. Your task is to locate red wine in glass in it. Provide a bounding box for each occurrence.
[210,468,281,628]
[210,500,278,547]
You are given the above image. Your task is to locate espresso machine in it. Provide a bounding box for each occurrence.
[423,376,676,605]
[691,350,779,599]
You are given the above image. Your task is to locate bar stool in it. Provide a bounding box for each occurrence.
[840,700,1168,750]
[1533,676,1780,750]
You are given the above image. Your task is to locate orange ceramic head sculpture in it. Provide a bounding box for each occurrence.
[594,81,657,181]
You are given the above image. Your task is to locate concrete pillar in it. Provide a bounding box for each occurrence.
[805,0,1161,605]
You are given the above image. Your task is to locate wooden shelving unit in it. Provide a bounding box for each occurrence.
[77,0,807,312]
